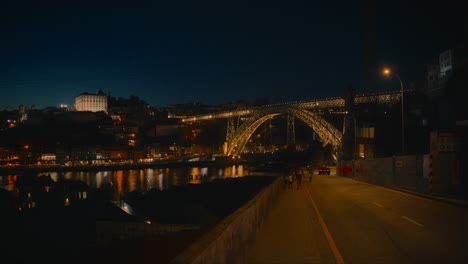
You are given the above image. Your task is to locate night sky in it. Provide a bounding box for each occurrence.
[1,0,464,109]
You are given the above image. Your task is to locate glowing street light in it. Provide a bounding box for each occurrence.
[382,67,405,155]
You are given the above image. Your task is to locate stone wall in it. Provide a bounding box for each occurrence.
[96,221,201,244]
[169,177,283,264]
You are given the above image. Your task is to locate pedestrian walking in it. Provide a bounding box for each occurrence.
[283,167,290,189]
[288,174,294,189]
[295,167,304,189]
[307,165,313,181]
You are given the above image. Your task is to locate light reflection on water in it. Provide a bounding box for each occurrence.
[0,165,251,203]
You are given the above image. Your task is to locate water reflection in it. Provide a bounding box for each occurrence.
[95,171,105,188]
[1,175,17,191]
[0,165,251,207]
[188,167,201,184]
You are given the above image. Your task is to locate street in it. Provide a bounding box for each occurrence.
[245,172,468,264]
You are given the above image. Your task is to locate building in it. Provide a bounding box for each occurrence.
[424,48,456,99]
[439,48,454,77]
[75,91,108,112]
[425,63,441,96]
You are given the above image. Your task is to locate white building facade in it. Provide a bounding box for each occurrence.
[75,91,108,112]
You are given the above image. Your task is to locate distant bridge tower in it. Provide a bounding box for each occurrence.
[264,119,272,151]
[287,115,295,148]
[226,118,235,143]
[224,118,236,155]
[343,85,357,160]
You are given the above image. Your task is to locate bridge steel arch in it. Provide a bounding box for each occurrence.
[226,105,343,156]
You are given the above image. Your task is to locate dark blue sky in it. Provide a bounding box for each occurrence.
[1,0,464,109]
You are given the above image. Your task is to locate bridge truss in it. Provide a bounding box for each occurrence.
[226,105,342,156]
[176,91,400,157]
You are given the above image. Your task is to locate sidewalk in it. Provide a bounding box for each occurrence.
[244,179,336,264]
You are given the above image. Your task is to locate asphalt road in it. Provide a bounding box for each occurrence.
[245,173,468,264]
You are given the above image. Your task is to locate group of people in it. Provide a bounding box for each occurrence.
[285,166,309,189]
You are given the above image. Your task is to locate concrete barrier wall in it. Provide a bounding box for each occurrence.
[432,152,461,197]
[338,153,464,199]
[355,157,394,186]
[170,177,283,264]
[394,155,423,192]
[95,221,201,244]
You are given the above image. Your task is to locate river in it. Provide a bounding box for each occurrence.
[0,164,258,210]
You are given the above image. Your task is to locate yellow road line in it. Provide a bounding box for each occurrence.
[304,187,345,264]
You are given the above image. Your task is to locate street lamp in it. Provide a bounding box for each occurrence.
[382,67,405,155]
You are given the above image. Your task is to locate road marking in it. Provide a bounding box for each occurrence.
[402,216,424,227]
[373,202,384,207]
[304,187,345,264]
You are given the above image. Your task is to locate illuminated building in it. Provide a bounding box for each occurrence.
[75,91,108,112]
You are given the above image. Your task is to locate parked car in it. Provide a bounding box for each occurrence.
[318,166,330,175]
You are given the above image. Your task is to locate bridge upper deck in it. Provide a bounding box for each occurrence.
[177,91,400,122]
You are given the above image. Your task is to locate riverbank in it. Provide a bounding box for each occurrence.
[0,158,258,174]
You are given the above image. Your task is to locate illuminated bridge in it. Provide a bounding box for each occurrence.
[173,91,401,157]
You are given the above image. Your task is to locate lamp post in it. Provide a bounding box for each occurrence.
[354,116,357,160]
[383,67,405,155]
[353,115,357,177]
